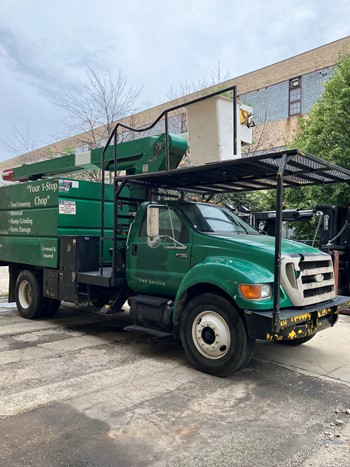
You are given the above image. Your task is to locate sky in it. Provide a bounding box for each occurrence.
[0,0,350,163]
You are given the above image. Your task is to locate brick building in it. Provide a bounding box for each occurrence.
[1,35,350,173]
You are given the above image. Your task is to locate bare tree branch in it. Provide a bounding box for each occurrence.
[55,65,142,151]
[0,125,40,162]
[167,62,230,101]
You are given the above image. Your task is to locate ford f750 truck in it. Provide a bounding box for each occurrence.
[1,86,349,376]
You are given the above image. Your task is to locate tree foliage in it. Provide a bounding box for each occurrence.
[285,54,350,209]
[222,55,350,237]
[0,125,39,159]
[276,54,350,241]
[1,66,142,183]
[55,66,142,181]
[167,62,230,100]
[56,65,142,148]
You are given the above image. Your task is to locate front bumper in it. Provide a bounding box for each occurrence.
[244,295,350,341]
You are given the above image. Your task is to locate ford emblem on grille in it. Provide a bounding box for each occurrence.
[315,273,324,282]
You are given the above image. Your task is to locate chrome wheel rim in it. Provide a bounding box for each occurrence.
[192,311,231,359]
[18,280,32,309]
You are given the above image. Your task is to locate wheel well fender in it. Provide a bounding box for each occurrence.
[172,258,274,337]
[176,280,233,314]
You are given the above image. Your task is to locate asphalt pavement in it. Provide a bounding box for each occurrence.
[1,265,350,466]
[1,265,350,385]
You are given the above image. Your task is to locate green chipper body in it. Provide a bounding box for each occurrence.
[3,133,187,181]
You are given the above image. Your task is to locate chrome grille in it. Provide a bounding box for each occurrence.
[281,253,335,306]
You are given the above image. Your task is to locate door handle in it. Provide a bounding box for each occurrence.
[131,244,138,256]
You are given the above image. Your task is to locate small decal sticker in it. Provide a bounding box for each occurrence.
[59,200,76,215]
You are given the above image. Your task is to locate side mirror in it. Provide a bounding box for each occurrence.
[147,205,161,248]
[147,205,159,237]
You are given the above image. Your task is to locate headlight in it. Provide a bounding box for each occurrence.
[239,283,272,300]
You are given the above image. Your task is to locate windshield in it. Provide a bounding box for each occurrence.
[180,203,259,235]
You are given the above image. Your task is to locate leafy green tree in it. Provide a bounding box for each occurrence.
[282,54,350,241]
[285,54,350,209]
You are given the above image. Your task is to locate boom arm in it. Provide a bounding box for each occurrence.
[2,133,188,182]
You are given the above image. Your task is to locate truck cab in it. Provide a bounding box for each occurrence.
[128,200,335,310]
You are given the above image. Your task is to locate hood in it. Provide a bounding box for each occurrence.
[202,232,324,257]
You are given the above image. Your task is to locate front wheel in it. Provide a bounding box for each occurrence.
[15,270,45,319]
[180,294,254,377]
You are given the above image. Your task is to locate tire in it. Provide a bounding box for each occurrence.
[15,270,46,319]
[275,334,315,346]
[241,335,256,368]
[43,298,61,317]
[180,293,253,377]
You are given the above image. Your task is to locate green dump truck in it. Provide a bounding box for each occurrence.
[1,87,349,376]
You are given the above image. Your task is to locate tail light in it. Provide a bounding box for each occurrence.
[1,169,15,181]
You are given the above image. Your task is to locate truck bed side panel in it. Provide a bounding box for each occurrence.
[0,178,114,268]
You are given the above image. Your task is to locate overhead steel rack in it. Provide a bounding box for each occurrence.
[115,148,350,194]
[116,149,350,333]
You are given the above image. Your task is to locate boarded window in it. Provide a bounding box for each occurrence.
[289,77,302,116]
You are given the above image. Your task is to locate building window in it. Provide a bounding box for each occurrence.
[289,77,302,116]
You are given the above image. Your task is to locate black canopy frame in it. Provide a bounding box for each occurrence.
[116,149,350,332]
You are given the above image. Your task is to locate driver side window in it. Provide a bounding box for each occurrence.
[140,207,189,243]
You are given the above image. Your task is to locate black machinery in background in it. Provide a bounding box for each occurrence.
[253,209,314,237]
[315,206,350,297]
[234,205,350,296]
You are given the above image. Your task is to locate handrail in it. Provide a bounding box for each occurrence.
[110,84,237,136]
[99,85,238,280]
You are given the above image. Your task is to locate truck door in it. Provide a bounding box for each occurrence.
[127,206,191,297]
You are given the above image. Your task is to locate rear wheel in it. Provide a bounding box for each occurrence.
[180,293,254,377]
[15,270,45,319]
[275,334,315,346]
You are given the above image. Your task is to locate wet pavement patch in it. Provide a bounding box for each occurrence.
[0,402,152,467]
